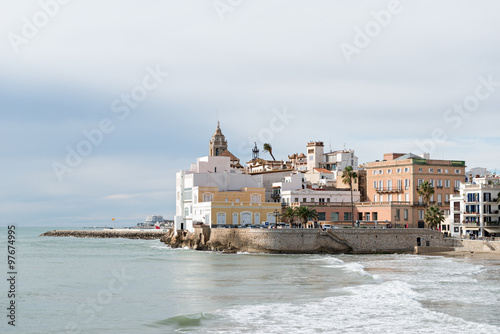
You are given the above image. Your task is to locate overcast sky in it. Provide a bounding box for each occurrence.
[1,0,499,227]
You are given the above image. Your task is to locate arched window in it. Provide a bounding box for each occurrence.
[217,213,226,225]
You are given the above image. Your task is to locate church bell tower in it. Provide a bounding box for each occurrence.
[209,122,228,156]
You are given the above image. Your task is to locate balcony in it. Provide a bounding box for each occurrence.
[436,185,443,188]
[486,222,500,227]
[463,222,480,228]
[413,202,426,207]
[454,187,460,192]
[375,186,403,194]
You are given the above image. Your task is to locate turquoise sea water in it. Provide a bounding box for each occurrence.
[3,227,500,333]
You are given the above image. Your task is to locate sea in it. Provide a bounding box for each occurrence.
[4,227,500,333]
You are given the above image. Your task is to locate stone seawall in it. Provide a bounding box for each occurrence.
[41,229,168,240]
[41,228,456,254]
[160,228,455,254]
[455,240,500,253]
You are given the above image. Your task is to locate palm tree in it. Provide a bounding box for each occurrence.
[417,181,434,205]
[342,166,358,227]
[424,205,445,230]
[263,143,276,161]
[281,207,297,227]
[295,206,319,228]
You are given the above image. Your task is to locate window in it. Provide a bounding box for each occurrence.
[396,209,400,220]
[405,193,410,202]
[310,198,315,202]
[454,180,461,189]
[437,194,442,205]
[331,212,339,221]
[380,195,384,202]
[232,213,239,224]
[318,212,326,221]
[255,213,260,225]
[373,170,377,175]
[445,180,450,188]
[379,170,383,175]
[217,213,226,225]
[404,209,408,220]
[437,169,442,173]
[366,213,371,221]
[437,179,443,188]
[294,198,299,203]
[373,212,378,220]
[388,194,393,202]
[404,179,410,189]
[387,169,392,174]
[203,193,214,202]
[396,168,401,173]
[251,194,261,203]
[445,194,450,203]
[418,210,424,220]
[374,194,378,202]
[429,168,434,173]
[388,180,393,190]
[373,181,377,189]
[344,212,351,221]
[235,198,240,203]
[379,180,383,189]
[184,207,189,217]
[418,179,424,186]
[455,169,461,174]
[419,168,423,172]
[429,179,434,187]
[404,167,410,173]
[445,169,449,173]
[397,194,402,201]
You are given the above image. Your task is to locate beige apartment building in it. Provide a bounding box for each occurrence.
[364,153,466,228]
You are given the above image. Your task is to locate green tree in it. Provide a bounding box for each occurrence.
[496,191,500,203]
[295,206,319,228]
[281,206,297,226]
[263,143,276,161]
[342,166,358,227]
[424,205,445,230]
[417,181,435,205]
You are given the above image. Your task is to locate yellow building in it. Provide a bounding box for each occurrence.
[192,186,282,227]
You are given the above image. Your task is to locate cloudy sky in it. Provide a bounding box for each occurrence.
[1,0,499,227]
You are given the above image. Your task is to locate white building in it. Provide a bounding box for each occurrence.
[175,156,269,232]
[281,188,360,206]
[305,141,359,172]
[449,176,500,238]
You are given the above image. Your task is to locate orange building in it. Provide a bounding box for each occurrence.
[364,153,466,227]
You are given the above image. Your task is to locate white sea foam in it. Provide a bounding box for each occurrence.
[207,280,500,334]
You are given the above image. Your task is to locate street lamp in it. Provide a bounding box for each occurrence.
[273,209,280,229]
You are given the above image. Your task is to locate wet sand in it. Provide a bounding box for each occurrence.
[430,251,500,261]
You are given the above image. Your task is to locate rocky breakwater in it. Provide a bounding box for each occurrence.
[41,229,168,240]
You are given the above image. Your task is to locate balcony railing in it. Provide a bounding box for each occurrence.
[375,186,403,193]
